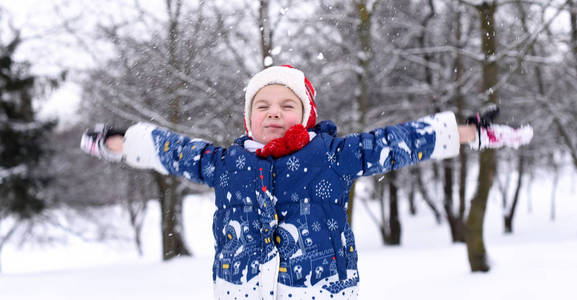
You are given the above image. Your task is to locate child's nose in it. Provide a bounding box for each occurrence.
[267,107,280,118]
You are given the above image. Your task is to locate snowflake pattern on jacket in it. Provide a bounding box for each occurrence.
[122,112,459,300]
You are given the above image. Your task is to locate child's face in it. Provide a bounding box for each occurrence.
[250,84,303,144]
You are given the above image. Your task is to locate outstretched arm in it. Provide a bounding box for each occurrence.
[101,122,476,155]
[81,123,223,187]
[327,110,531,179]
[326,111,461,178]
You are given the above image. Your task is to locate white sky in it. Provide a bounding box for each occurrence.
[2,0,167,127]
[2,0,96,126]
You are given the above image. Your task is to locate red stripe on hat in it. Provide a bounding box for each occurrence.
[281,65,317,129]
[304,76,317,128]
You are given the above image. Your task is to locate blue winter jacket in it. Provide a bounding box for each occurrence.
[121,112,459,300]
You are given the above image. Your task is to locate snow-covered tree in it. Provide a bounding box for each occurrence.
[80,0,251,260]
[0,29,56,272]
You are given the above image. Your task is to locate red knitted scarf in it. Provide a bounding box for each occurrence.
[256,124,310,158]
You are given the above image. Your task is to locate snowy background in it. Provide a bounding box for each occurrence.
[2,167,575,300]
[1,1,577,299]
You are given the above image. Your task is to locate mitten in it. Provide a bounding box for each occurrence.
[469,124,533,150]
[80,124,125,162]
[466,105,500,150]
[467,106,533,150]
[466,105,500,131]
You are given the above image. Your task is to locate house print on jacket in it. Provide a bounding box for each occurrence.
[121,111,460,300]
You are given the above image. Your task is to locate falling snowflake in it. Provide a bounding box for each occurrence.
[235,191,243,201]
[354,149,362,159]
[337,249,345,257]
[289,193,299,202]
[252,220,261,230]
[235,155,246,169]
[326,152,336,165]
[312,221,321,232]
[203,164,215,178]
[315,179,333,200]
[219,172,230,187]
[287,156,300,172]
[327,218,338,231]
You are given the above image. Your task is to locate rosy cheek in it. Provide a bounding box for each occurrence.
[287,114,300,126]
[251,113,263,131]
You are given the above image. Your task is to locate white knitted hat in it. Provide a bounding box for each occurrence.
[244,65,317,138]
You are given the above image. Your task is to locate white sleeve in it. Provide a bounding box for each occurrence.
[420,111,460,160]
[122,122,169,174]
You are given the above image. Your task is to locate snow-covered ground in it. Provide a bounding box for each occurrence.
[1,166,576,300]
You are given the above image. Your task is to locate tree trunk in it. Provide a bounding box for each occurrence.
[550,163,559,221]
[387,171,401,245]
[498,168,511,211]
[376,177,388,244]
[258,0,273,67]
[466,2,499,272]
[348,0,373,226]
[466,151,494,272]
[419,0,436,92]
[155,0,191,261]
[566,0,577,169]
[570,0,577,73]
[414,167,443,224]
[458,149,468,221]
[526,173,533,214]
[408,178,417,216]
[504,155,524,234]
[419,0,455,235]
[444,158,465,242]
[454,5,467,243]
[126,174,147,256]
[154,173,191,260]
[376,173,401,245]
